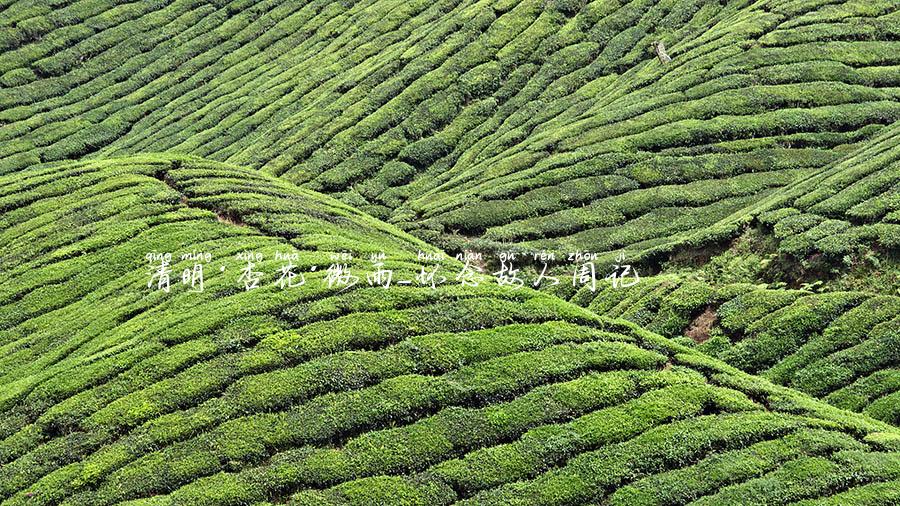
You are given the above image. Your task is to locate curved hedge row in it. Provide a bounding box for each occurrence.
[571,275,900,424]
[752,120,900,264]
[0,0,898,260]
[1,155,898,505]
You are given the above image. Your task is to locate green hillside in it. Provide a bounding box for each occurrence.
[1,0,900,504]
[568,275,900,423]
[755,120,900,268]
[0,156,898,506]
[0,0,898,260]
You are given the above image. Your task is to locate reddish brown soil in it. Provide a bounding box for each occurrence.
[685,306,718,344]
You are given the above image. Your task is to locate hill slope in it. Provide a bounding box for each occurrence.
[567,275,900,424]
[755,119,900,265]
[1,0,899,261]
[2,0,900,504]
[1,156,899,505]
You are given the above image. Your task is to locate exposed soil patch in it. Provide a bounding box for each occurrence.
[685,306,718,344]
[153,167,252,229]
[216,208,248,227]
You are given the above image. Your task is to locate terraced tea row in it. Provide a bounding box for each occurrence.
[572,275,900,424]
[1,155,898,505]
[1,0,899,260]
[751,119,900,266]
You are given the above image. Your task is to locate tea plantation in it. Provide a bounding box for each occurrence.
[753,120,900,264]
[0,155,898,505]
[1,0,900,504]
[571,275,900,424]
[1,0,899,258]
